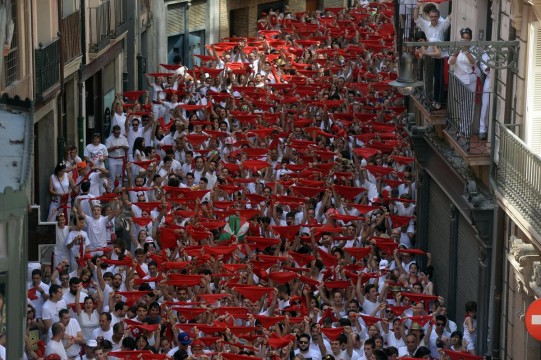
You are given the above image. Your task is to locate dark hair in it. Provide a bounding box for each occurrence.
[364,338,375,349]
[54,162,67,176]
[415,31,427,42]
[122,336,136,350]
[133,137,145,157]
[100,312,112,322]
[114,301,126,312]
[31,269,43,277]
[460,27,473,37]
[49,284,62,296]
[414,346,431,358]
[373,349,388,360]
[465,301,477,312]
[80,181,91,193]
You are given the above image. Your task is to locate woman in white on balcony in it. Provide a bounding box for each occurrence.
[448,28,477,92]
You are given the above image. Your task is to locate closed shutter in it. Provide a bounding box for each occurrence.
[455,215,480,326]
[427,182,451,301]
[526,23,541,154]
[189,0,207,32]
[167,3,185,35]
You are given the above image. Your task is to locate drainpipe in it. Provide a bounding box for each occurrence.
[486,5,511,359]
[77,0,87,157]
[57,0,66,163]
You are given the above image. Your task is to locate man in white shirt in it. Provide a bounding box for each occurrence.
[106,125,129,184]
[92,312,114,342]
[45,322,69,360]
[84,133,109,169]
[28,269,50,319]
[58,309,84,358]
[294,333,322,360]
[42,284,68,332]
[111,102,127,136]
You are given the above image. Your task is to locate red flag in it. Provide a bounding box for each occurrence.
[233,286,273,302]
[360,315,383,327]
[268,271,297,284]
[289,252,315,267]
[253,314,286,328]
[320,327,344,341]
[318,248,338,267]
[343,247,371,259]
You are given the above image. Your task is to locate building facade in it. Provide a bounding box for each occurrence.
[406,0,541,358]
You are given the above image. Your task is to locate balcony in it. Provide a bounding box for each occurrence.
[495,123,541,237]
[61,10,82,64]
[35,38,60,100]
[406,53,491,165]
[443,72,490,165]
[111,0,129,39]
[88,0,112,53]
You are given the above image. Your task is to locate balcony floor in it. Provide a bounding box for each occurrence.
[443,130,490,166]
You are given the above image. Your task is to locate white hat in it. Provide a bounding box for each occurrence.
[379,259,390,270]
[87,339,98,347]
[145,236,154,243]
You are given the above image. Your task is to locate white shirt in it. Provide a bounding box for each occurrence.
[84,215,109,249]
[45,339,68,360]
[84,143,108,168]
[106,134,129,160]
[28,281,50,318]
[42,299,68,324]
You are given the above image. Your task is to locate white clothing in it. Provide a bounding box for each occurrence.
[84,143,108,168]
[45,339,68,360]
[84,215,109,250]
[78,310,100,341]
[63,318,83,357]
[463,317,477,352]
[28,281,50,318]
[65,229,90,269]
[92,326,114,342]
[450,50,477,90]
[54,225,70,268]
[42,299,68,324]
[106,133,129,182]
[294,348,322,360]
[111,112,127,136]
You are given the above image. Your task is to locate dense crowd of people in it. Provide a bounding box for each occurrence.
[24,1,482,359]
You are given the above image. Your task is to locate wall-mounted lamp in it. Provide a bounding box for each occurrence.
[389,52,423,96]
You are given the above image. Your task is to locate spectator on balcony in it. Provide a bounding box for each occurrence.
[479,50,491,140]
[414,2,452,110]
[448,28,477,92]
[399,0,417,40]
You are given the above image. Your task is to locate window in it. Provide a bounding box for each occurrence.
[3,0,18,87]
[62,0,79,18]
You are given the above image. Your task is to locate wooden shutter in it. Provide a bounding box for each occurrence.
[167,3,185,35]
[526,23,541,154]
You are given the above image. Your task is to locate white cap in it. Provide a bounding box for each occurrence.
[379,259,389,270]
[87,339,98,347]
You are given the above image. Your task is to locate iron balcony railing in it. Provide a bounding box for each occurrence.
[445,72,490,155]
[412,54,437,110]
[112,0,129,38]
[495,123,541,234]
[88,0,111,53]
[61,10,82,63]
[35,38,60,98]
